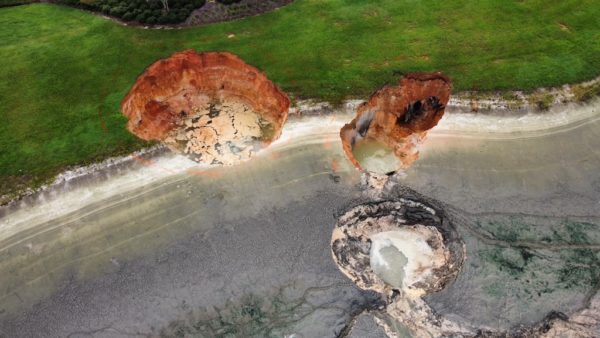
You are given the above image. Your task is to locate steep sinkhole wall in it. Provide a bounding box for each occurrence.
[331,198,465,298]
[340,72,452,173]
[330,194,469,336]
[121,50,290,165]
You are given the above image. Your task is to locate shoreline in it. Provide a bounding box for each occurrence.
[291,75,600,116]
[1,78,599,208]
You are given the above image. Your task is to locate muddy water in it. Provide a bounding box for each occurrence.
[352,139,400,173]
[0,101,599,336]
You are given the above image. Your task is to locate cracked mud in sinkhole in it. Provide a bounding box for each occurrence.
[163,98,275,166]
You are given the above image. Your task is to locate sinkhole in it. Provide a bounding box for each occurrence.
[121,50,290,166]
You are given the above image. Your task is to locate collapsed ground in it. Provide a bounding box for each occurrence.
[1,1,600,199]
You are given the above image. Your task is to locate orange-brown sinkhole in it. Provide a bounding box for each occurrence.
[121,50,290,165]
[340,73,452,173]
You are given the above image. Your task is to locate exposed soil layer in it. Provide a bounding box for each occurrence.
[187,0,294,26]
[340,73,452,172]
[121,50,289,164]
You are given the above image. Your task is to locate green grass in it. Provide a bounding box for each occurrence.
[1,1,600,198]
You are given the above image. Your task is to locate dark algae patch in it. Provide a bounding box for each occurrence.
[480,247,535,276]
[157,288,381,338]
[474,216,600,290]
[476,217,600,245]
[450,212,600,321]
[558,249,600,289]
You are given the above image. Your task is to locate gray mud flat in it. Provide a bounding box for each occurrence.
[1,104,600,337]
[0,141,382,337]
[399,103,600,333]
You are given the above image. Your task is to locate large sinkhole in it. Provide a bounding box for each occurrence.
[340,73,452,174]
[331,198,465,297]
[121,50,290,166]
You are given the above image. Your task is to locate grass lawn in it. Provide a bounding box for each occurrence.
[1,1,599,198]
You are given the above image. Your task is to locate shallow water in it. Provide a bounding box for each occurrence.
[353,139,400,173]
[370,236,409,289]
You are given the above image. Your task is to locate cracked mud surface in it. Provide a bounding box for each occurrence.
[164,98,273,165]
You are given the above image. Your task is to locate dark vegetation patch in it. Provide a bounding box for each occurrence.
[156,290,380,337]
[187,0,293,26]
[68,0,205,24]
[479,218,600,245]
[476,244,597,301]
[478,218,526,242]
[158,294,285,337]
[0,0,36,7]
[572,81,600,102]
[1,0,292,26]
[528,92,555,111]
[216,0,242,4]
[0,0,205,24]
[475,217,600,298]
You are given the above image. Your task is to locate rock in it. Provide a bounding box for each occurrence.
[340,72,452,172]
[121,50,290,144]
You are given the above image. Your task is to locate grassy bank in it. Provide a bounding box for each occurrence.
[1,1,599,199]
